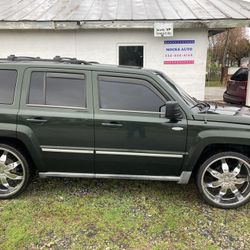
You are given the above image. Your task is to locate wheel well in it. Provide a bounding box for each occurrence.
[0,137,37,174]
[192,143,250,177]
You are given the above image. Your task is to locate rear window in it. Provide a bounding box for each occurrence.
[0,70,17,105]
[231,68,248,81]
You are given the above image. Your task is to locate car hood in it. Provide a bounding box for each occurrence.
[193,103,250,125]
[207,103,247,116]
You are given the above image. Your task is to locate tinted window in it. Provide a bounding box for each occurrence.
[28,72,86,108]
[231,68,248,81]
[119,46,143,67]
[0,70,17,104]
[29,72,44,105]
[99,76,165,112]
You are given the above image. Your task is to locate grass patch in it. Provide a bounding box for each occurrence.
[0,178,250,249]
[206,81,223,87]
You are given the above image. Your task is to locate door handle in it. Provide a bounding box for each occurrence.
[172,127,184,131]
[101,122,123,127]
[26,117,48,124]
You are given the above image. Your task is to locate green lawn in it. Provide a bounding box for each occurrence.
[0,178,249,249]
[205,81,223,87]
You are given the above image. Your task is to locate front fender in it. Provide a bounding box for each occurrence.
[183,128,250,171]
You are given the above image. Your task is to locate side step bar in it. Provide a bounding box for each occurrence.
[39,171,192,184]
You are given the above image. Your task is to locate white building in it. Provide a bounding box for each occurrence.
[0,0,249,99]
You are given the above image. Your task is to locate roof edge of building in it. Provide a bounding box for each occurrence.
[0,20,249,30]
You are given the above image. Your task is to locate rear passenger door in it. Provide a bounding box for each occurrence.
[18,68,94,173]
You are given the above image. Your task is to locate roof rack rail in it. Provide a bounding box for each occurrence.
[88,61,99,64]
[53,56,91,65]
[7,55,41,61]
[1,55,94,65]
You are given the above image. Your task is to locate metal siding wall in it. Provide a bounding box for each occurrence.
[0,28,208,99]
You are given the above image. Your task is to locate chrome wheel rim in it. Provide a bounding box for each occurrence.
[202,156,250,207]
[0,148,25,197]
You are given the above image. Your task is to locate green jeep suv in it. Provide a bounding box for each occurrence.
[0,55,249,209]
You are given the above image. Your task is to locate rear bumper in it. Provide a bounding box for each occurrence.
[223,91,245,105]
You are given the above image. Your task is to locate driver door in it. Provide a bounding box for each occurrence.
[93,72,187,177]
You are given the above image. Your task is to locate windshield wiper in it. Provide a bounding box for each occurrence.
[191,100,210,110]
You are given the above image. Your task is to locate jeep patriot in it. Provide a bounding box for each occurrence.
[0,55,249,209]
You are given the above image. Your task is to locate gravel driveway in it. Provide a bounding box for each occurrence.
[205,87,226,102]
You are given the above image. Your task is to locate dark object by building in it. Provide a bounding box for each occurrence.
[223,68,248,105]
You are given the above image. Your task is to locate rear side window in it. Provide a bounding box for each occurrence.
[28,72,86,108]
[0,70,17,104]
[98,76,165,112]
[231,68,248,81]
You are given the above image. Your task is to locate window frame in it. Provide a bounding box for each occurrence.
[117,43,145,67]
[27,70,87,110]
[97,75,167,115]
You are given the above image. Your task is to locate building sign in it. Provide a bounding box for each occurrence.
[154,23,173,37]
[164,40,195,65]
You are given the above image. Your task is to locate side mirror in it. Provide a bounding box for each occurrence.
[164,101,183,121]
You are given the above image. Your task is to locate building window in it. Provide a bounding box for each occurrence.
[118,45,144,67]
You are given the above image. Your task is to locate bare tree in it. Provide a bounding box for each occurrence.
[228,29,250,66]
[208,28,250,84]
[210,28,249,65]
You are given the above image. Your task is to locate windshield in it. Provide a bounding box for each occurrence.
[156,73,198,107]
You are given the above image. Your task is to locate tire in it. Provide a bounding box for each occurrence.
[196,152,250,209]
[0,144,31,199]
